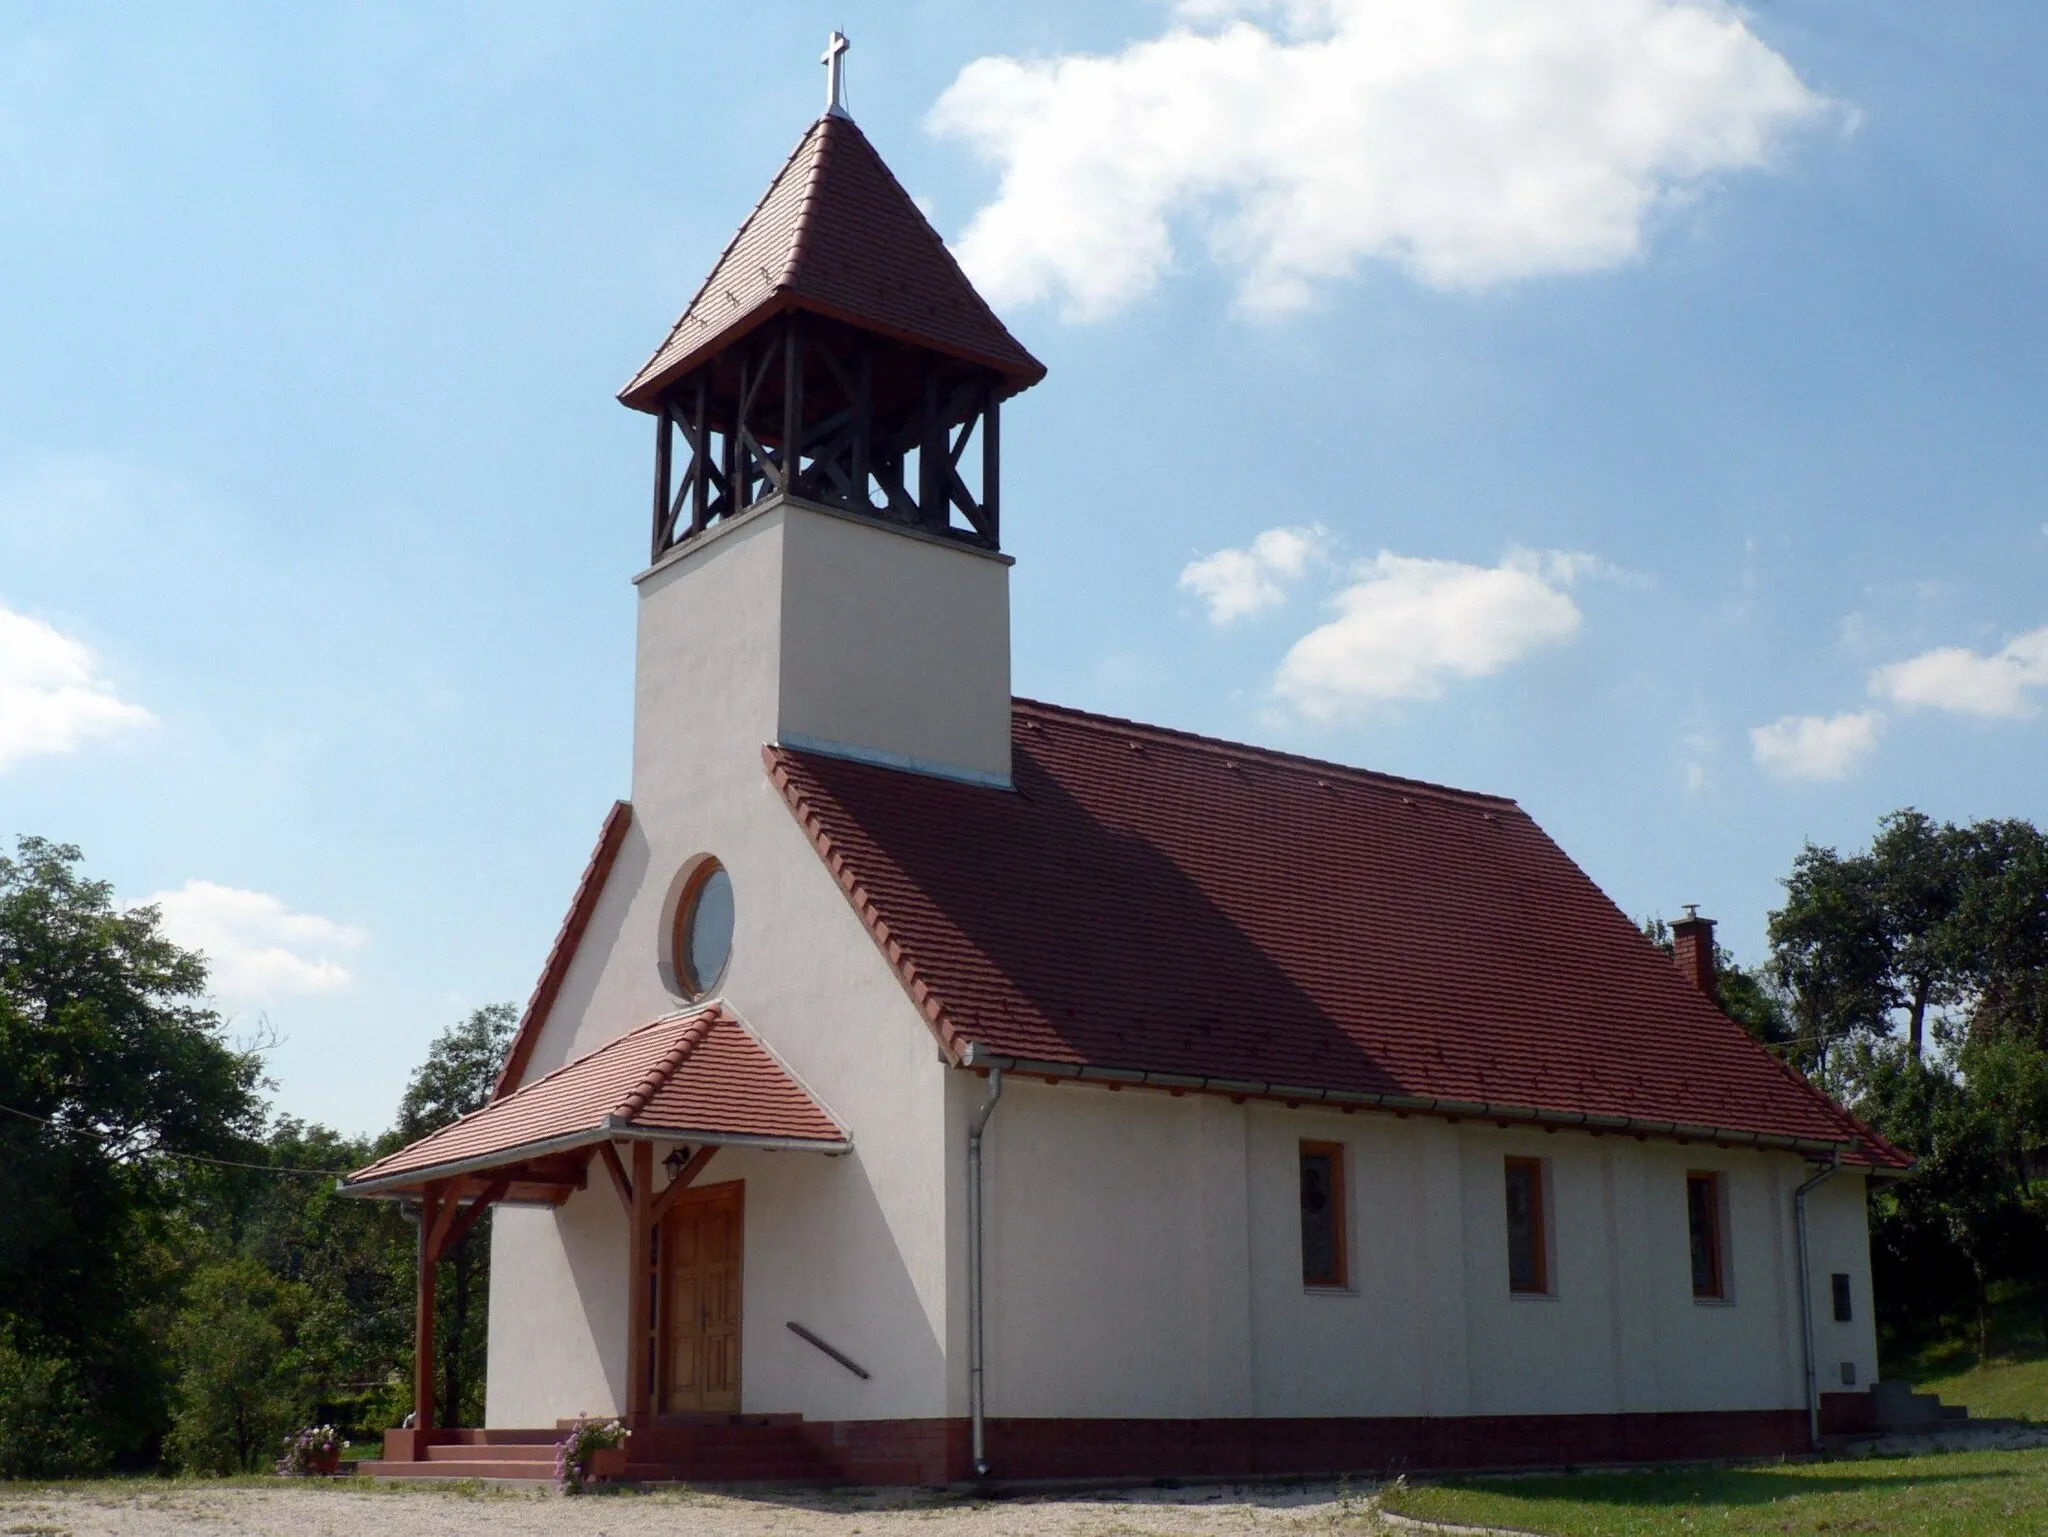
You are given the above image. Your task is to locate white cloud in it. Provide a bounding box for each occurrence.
[930,0,1831,318]
[1869,627,2048,719]
[1180,524,1329,622]
[1749,711,1882,782]
[1274,548,1584,718]
[141,881,365,1003]
[0,603,153,769]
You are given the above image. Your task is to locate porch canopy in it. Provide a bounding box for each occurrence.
[341,1004,847,1428]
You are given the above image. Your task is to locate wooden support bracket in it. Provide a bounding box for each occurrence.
[598,1141,634,1212]
[436,1174,511,1259]
[649,1145,720,1224]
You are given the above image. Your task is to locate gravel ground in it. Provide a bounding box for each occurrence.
[0,1479,1397,1537]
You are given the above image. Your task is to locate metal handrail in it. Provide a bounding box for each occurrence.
[786,1321,870,1380]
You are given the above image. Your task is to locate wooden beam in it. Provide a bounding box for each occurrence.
[918,373,943,528]
[781,317,803,494]
[692,374,712,533]
[437,1174,511,1259]
[722,384,742,516]
[651,403,673,562]
[649,1145,720,1225]
[981,393,1000,545]
[424,1180,461,1261]
[414,1182,444,1431]
[597,1141,634,1213]
[626,1141,655,1422]
[853,349,872,507]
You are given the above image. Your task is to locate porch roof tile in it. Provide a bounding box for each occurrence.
[345,1005,847,1191]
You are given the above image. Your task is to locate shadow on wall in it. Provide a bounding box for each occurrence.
[745,1142,948,1416]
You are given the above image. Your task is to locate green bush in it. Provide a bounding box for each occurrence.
[0,1326,109,1478]
[163,1257,305,1474]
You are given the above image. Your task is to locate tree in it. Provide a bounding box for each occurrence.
[1953,818,2048,1049]
[1769,810,1972,1062]
[1853,1039,2043,1362]
[0,1323,107,1478]
[163,1255,303,1473]
[0,837,265,1465]
[181,1119,416,1441]
[394,1003,517,1428]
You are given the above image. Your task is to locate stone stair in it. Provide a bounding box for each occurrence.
[358,1429,559,1483]
[1870,1379,1974,1430]
[612,1416,836,1483]
[357,1417,838,1485]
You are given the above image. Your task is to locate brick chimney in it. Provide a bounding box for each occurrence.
[1671,906,1718,1003]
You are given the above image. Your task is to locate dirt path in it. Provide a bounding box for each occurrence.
[0,1480,1396,1537]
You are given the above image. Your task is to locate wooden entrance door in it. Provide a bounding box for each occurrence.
[660,1181,742,1414]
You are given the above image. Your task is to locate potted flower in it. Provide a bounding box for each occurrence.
[554,1415,629,1494]
[277,1424,349,1476]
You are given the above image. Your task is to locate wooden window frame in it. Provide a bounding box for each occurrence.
[1298,1140,1349,1290]
[1504,1156,1549,1296]
[1687,1170,1727,1301]
[671,858,730,998]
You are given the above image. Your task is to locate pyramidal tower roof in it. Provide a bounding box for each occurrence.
[620,111,1046,412]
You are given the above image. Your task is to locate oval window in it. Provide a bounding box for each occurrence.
[673,861,735,998]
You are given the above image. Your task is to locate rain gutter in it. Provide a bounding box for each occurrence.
[956,1044,1854,1158]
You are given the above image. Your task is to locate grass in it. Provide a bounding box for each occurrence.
[1895,1316,2048,1423]
[1914,1354,2048,1422]
[1382,1449,2048,1535]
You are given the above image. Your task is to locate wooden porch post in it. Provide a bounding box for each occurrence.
[414,1183,442,1431]
[627,1142,654,1423]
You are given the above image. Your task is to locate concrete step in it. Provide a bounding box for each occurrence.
[424,1443,555,1462]
[359,1459,555,1481]
[1871,1378,1972,1430]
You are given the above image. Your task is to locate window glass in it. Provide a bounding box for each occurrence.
[1505,1157,1547,1294]
[1687,1173,1725,1299]
[1832,1272,1853,1323]
[1299,1143,1345,1287]
[675,863,735,996]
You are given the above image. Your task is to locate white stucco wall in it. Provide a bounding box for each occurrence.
[980,1080,1878,1423]
[481,488,1885,1433]
[486,1188,629,1424]
[1804,1172,1881,1395]
[486,497,1009,1427]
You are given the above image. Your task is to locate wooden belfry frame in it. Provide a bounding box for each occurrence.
[649,311,1003,563]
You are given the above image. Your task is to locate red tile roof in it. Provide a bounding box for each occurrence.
[495,801,632,1101]
[346,1006,848,1192]
[619,112,1045,411]
[768,700,1908,1170]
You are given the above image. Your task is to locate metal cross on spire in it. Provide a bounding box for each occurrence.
[822,31,851,119]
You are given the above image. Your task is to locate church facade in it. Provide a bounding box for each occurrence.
[345,70,1905,1485]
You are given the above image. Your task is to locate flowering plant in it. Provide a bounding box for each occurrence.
[555,1415,629,1494]
[276,1424,348,1476]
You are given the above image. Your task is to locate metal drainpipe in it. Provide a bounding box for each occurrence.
[1794,1151,1843,1450]
[967,1066,1005,1479]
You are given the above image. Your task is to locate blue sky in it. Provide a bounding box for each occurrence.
[3,2,2043,1137]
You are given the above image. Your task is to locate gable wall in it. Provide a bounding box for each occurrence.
[981,1079,1878,1420]
[488,503,1006,1426]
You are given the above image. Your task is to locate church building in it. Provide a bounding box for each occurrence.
[347,42,1907,1485]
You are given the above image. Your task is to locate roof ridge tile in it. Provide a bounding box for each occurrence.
[1012,696,1518,810]
[612,1010,718,1123]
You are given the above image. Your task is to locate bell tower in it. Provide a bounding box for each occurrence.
[619,37,1045,563]
[621,39,1045,796]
